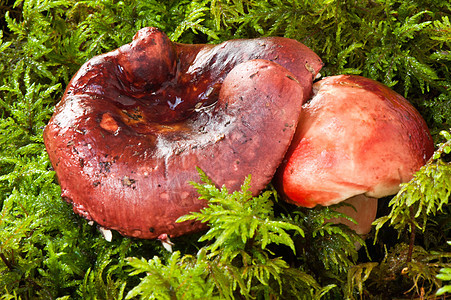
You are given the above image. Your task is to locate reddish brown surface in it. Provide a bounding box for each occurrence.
[276,75,435,208]
[44,27,322,239]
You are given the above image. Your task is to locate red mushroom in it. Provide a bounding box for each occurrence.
[44,27,323,239]
[276,75,435,235]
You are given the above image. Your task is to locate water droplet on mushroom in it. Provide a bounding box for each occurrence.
[167,96,183,110]
[117,64,125,75]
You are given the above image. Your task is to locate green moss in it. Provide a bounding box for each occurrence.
[0,0,450,298]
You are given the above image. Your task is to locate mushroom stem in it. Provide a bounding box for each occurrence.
[328,194,378,236]
[158,234,175,252]
[99,226,113,242]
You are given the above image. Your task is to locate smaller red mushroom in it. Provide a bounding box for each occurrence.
[276,75,435,236]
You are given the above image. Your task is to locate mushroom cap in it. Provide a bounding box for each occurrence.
[276,75,435,208]
[44,27,322,239]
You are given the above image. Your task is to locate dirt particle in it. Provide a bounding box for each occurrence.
[122,176,136,187]
[99,161,112,173]
[286,74,299,83]
[249,71,259,78]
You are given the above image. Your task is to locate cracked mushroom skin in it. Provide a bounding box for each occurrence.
[44,27,323,239]
[276,75,434,235]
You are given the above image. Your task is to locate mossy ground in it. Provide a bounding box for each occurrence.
[0,0,450,299]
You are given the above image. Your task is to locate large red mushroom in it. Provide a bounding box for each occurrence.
[44,27,323,239]
[276,75,435,235]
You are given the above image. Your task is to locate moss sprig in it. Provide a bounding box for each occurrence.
[126,170,327,299]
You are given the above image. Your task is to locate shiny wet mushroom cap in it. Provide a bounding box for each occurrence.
[276,74,435,235]
[44,27,323,239]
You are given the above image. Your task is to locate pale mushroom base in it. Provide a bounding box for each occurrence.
[328,194,378,236]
